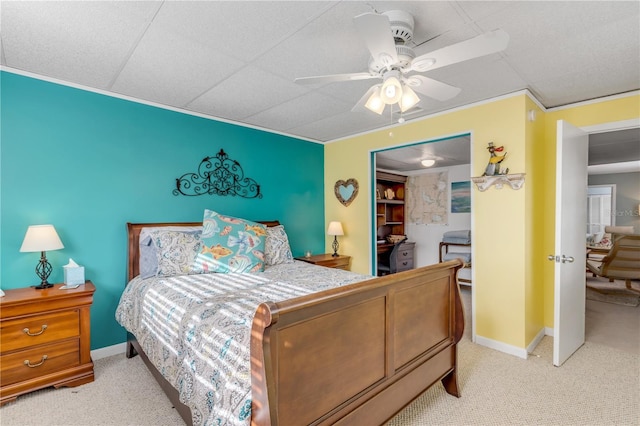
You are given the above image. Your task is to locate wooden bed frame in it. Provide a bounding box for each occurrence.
[125,222,465,426]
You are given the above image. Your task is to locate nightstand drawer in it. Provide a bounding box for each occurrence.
[0,339,80,386]
[1,311,79,353]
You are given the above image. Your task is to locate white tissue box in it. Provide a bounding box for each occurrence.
[64,266,85,286]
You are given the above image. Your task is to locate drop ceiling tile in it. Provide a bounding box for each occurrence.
[289,110,391,142]
[244,91,351,132]
[0,1,160,88]
[505,12,639,85]
[112,23,245,107]
[317,79,381,105]
[252,2,375,82]
[533,59,639,107]
[187,66,310,120]
[154,1,338,61]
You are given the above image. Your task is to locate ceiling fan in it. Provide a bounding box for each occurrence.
[295,10,509,116]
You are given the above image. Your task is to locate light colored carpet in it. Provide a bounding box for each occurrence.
[2,288,639,426]
[586,276,640,307]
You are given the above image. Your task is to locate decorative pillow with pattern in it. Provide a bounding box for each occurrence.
[265,225,294,266]
[139,226,202,278]
[151,230,202,277]
[194,210,267,273]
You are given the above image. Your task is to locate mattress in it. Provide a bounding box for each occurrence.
[115,261,370,426]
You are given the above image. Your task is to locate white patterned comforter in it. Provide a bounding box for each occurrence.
[115,261,370,426]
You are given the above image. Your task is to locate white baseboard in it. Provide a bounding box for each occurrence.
[91,342,126,360]
[526,328,546,355]
[475,327,549,360]
[545,326,554,337]
[475,335,528,359]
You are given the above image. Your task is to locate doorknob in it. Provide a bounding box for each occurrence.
[548,255,574,263]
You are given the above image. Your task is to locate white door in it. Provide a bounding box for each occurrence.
[552,120,589,366]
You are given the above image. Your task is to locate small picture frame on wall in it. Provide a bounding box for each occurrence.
[451,181,471,213]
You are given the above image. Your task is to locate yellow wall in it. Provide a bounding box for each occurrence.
[525,97,547,345]
[326,94,530,348]
[325,91,640,352]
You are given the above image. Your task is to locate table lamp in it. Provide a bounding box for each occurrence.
[20,224,64,289]
[327,221,344,257]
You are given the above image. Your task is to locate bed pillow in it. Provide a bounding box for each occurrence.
[193,210,266,273]
[139,226,201,278]
[265,225,294,266]
[152,230,202,277]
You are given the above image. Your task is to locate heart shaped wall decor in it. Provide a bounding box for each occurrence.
[334,178,359,207]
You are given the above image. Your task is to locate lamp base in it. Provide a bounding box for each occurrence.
[33,282,54,290]
[332,236,339,257]
[34,252,54,290]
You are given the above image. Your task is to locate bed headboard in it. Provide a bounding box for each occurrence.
[126,220,281,282]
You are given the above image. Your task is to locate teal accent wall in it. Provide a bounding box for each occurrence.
[0,71,325,350]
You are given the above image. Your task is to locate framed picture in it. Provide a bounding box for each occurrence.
[451,181,471,213]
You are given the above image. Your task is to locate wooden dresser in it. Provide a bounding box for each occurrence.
[0,281,95,405]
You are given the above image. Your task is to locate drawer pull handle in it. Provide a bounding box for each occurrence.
[23,325,47,336]
[24,355,48,368]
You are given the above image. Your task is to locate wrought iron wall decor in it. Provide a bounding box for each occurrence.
[173,149,262,198]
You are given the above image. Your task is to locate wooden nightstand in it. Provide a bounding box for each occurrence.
[0,281,95,405]
[295,254,351,271]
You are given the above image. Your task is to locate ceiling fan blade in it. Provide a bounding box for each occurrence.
[353,12,398,68]
[295,72,378,85]
[411,29,509,72]
[406,75,461,101]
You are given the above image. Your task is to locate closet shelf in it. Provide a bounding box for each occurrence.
[471,173,525,192]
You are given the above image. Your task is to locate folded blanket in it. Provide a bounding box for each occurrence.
[443,252,472,263]
[442,237,471,244]
[443,230,471,240]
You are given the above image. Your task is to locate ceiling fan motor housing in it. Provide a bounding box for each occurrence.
[382,10,415,43]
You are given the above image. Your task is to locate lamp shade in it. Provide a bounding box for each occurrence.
[327,221,344,236]
[20,224,64,252]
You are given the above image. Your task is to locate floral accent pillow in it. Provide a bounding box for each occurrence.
[151,230,202,277]
[265,225,294,266]
[193,210,267,273]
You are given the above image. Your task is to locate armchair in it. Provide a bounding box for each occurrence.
[586,234,640,293]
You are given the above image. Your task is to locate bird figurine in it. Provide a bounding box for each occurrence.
[483,142,507,176]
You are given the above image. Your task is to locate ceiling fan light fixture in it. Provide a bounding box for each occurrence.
[421,159,436,167]
[399,84,420,112]
[381,71,403,104]
[365,86,385,114]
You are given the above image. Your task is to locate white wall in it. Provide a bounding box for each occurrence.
[406,164,472,268]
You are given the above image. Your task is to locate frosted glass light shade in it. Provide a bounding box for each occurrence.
[20,225,64,252]
[365,87,385,114]
[399,85,420,112]
[381,75,402,104]
[327,221,344,236]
